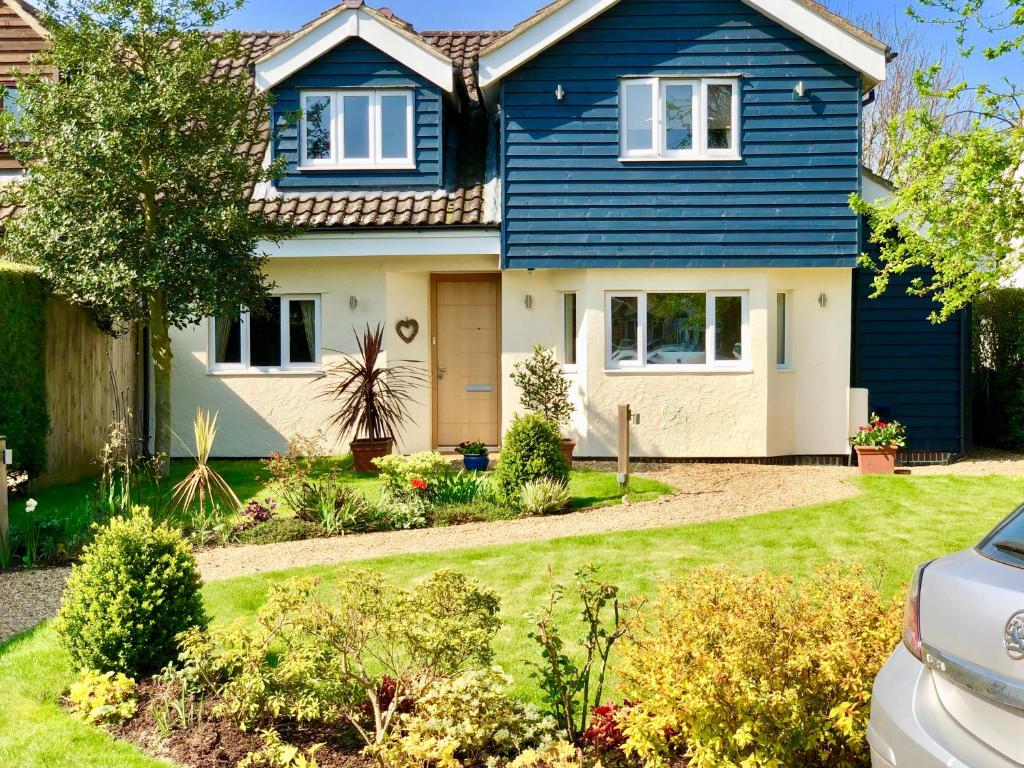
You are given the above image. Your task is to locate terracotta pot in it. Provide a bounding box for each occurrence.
[560,438,576,468]
[351,438,394,473]
[854,445,898,474]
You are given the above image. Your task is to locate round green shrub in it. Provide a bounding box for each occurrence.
[494,413,569,505]
[56,510,207,676]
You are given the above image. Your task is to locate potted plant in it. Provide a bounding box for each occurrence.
[511,344,576,466]
[456,441,490,471]
[851,413,907,474]
[322,324,426,472]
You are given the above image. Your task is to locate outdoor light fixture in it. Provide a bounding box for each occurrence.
[525,294,534,309]
[818,293,828,308]
[794,80,806,98]
[555,84,566,101]
[349,296,358,310]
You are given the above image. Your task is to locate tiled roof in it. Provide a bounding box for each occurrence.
[421,30,504,108]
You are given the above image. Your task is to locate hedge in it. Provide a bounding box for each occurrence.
[0,261,48,476]
[972,288,1024,450]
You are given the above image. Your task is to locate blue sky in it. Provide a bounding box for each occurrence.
[220,0,1020,86]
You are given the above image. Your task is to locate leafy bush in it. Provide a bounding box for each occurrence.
[289,473,383,535]
[617,564,901,768]
[239,729,322,768]
[178,569,501,747]
[235,517,324,546]
[0,263,49,477]
[430,501,520,527]
[56,510,208,676]
[374,451,453,499]
[511,344,574,430]
[494,414,569,505]
[66,669,138,725]
[581,703,631,766]
[262,432,329,511]
[379,496,429,530]
[242,498,278,523]
[509,741,589,768]
[431,470,485,506]
[519,478,571,516]
[373,666,554,768]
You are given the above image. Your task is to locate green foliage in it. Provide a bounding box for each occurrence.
[239,730,322,768]
[973,289,1024,449]
[235,517,324,545]
[374,451,453,499]
[56,510,207,676]
[66,669,138,726]
[519,478,572,516]
[528,567,637,744]
[431,470,486,506]
[511,345,574,430]
[494,414,569,505]
[0,262,48,476]
[178,569,501,749]
[430,501,519,527]
[850,413,908,448]
[373,666,554,768]
[617,565,901,768]
[289,472,383,535]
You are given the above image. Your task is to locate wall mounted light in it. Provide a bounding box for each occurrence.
[349,296,358,310]
[555,84,566,101]
[524,294,534,309]
[794,80,806,98]
[818,293,828,308]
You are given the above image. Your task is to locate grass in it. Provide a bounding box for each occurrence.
[2,473,1022,767]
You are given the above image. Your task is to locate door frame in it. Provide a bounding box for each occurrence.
[429,272,503,449]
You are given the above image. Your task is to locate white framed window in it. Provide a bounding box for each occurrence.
[776,291,793,369]
[561,292,579,369]
[299,89,415,170]
[209,295,321,373]
[605,290,749,371]
[619,76,740,161]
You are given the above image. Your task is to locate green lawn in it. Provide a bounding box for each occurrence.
[2,473,1022,768]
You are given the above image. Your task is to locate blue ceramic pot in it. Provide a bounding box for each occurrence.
[462,453,489,472]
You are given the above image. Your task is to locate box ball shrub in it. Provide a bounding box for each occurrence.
[56,509,208,676]
[494,414,569,505]
[617,564,901,768]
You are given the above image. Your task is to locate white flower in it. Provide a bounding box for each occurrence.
[25,498,37,513]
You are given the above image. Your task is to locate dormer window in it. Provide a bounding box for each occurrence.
[299,89,414,170]
[619,77,740,161]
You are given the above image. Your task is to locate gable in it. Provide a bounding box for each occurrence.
[254,1,453,93]
[0,0,50,80]
[479,0,888,93]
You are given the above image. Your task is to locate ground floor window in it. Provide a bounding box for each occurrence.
[210,295,320,372]
[605,290,748,370]
[776,291,792,369]
[561,292,578,367]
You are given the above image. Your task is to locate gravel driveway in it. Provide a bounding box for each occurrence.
[2,462,858,642]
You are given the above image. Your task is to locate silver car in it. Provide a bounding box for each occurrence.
[869,505,1024,767]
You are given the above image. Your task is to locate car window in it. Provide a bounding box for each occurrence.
[977,503,1024,569]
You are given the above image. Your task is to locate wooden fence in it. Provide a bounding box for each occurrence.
[36,298,141,488]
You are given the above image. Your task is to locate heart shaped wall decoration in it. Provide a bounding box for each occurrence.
[396,318,419,344]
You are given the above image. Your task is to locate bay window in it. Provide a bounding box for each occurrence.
[210,295,321,372]
[605,291,748,370]
[619,76,740,160]
[299,89,414,169]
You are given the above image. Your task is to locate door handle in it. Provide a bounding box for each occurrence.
[438,367,446,380]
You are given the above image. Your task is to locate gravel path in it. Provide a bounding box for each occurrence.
[2,462,858,642]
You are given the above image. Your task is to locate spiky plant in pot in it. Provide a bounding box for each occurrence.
[322,324,426,472]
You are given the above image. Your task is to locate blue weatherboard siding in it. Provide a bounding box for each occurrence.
[271,37,442,191]
[500,0,863,269]
[852,238,969,454]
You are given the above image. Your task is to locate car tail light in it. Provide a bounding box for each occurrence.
[902,562,929,660]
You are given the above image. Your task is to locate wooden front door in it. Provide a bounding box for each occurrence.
[433,275,500,447]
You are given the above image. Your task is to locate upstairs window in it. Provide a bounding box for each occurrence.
[619,77,740,161]
[210,295,321,372]
[299,89,414,169]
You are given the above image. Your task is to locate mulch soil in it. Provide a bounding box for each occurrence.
[106,678,373,768]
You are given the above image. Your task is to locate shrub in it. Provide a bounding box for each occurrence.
[0,263,48,477]
[494,414,569,505]
[511,344,574,430]
[431,470,485,506]
[242,498,278,523]
[374,451,453,499]
[56,510,208,676]
[178,569,500,747]
[617,564,901,768]
[263,432,329,511]
[239,729,323,768]
[290,474,383,535]
[519,477,571,516]
[66,669,138,725]
[509,741,589,768]
[235,517,324,545]
[430,501,520,527]
[373,666,554,768]
[581,703,631,766]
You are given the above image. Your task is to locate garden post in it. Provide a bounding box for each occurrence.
[0,436,8,541]
[617,405,630,488]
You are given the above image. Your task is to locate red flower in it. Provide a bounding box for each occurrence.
[858,426,870,431]
[410,477,428,491]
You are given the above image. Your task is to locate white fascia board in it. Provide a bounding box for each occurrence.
[258,228,500,259]
[478,0,622,90]
[478,0,886,91]
[255,8,454,93]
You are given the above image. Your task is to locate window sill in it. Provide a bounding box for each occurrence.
[297,162,416,172]
[776,366,796,373]
[618,154,742,163]
[207,368,322,377]
[602,366,752,375]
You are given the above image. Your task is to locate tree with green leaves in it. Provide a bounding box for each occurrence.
[0,0,290,474]
[851,1,1024,322]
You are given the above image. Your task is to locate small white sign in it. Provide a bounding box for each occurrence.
[2,449,11,466]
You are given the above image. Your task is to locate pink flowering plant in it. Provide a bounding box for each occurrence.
[850,413,907,448]
[241,498,278,523]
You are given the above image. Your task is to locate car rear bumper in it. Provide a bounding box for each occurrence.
[869,645,1020,768]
